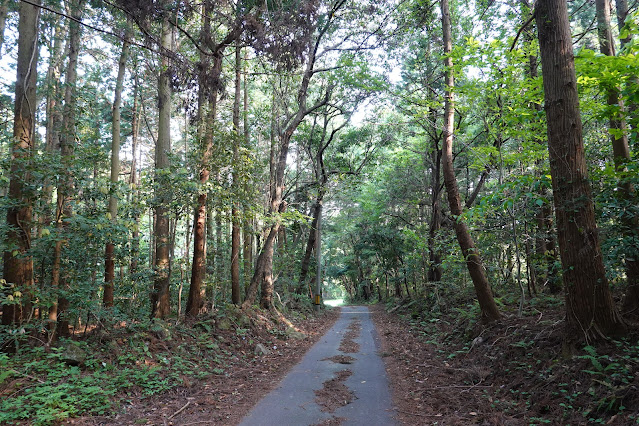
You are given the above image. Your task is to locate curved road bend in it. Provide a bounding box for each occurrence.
[239,305,396,426]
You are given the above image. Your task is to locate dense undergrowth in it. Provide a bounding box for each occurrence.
[388,292,639,425]
[0,304,316,425]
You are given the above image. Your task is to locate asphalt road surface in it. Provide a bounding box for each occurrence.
[239,305,396,426]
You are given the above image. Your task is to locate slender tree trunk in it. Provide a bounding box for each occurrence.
[186,11,213,316]
[596,0,631,165]
[519,2,560,293]
[535,0,625,340]
[215,203,224,299]
[104,23,131,307]
[394,271,403,298]
[0,0,9,57]
[243,223,253,285]
[243,17,332,310]
[242,51,253,288]
[52,0,83,338]
[130,82,141,274]
[595,0,639,315]
[440,0,501,323]
[41,15,66,226]
[298,202,320,292]
[151,18,173,319]
[615,0,637,106]
[187,16,242,315]
[428,136,443,282]
[1,0,39,327]
[231,41,242,305]
[242,124,291,311]
[42,18,66,331]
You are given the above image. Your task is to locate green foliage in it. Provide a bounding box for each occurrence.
[0,345,116,425]
[578,343,636,416]
[0,318,238,425]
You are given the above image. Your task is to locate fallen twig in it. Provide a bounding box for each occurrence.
[11,369,45,384]
[396,409,426,417]
[168,400,191,419]
[425,384,492,390]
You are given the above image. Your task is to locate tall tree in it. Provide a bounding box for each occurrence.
[129,77,141,275]
[535,0,624,340]
[50,0,84,337]
[242,52,253,288]
[0,0,10,57]
[40,12,67,232]
[104,20,132,307]
[151,17,173,319]
[242,3,333,311]
[439,0,501,322]
[594,0,639,315]
[186,7,241,317]
[297,105,348,292]
[1,0,40,326]
[231,41,242,305]
[427,123,443,283]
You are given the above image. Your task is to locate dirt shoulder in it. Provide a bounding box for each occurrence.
[371,303,639,426]
[67,307,340,426]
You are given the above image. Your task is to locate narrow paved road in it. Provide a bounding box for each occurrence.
[239,306,396,426]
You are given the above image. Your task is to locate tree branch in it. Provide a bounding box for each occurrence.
[19,0,160,54]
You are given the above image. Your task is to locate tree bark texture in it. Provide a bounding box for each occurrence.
[440,0,501,323]
[151,19,173,319]
[535,0,625,339]
[2,0,40,326]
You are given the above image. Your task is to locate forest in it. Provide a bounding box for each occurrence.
[0,0,639,424]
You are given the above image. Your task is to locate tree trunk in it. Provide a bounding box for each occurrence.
[40,14,66,232]
[187,14,241,316]
[298,202,320,292]
[243,223,253,284]
[428,136,443,282]
[594,0,639,315]
[1,0,40,327]
[393,272,403,298]
[130,81,141,275]
[242,51,253,288]
[52,0,83,337]
[231,41,242,305]
[520,4,560,293]
[104,22,131,308]
[151,18,173,319]
[243,14,333,310]
[440,0,501,323]
[614,0,639,145]
[535,0,625,340]
[0,0,9,57]
[186,11,214,316]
